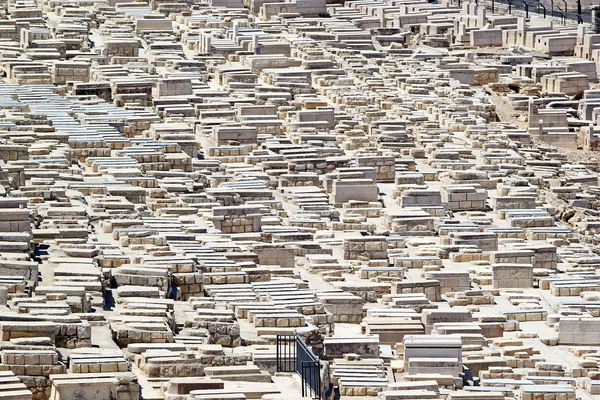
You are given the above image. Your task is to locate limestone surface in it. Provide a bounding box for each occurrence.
[1,0,600,399]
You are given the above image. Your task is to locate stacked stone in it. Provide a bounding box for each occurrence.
[343,237,388,262]
[5,0,600,398]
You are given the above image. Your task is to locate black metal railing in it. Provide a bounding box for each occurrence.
[276,334,297,373]
[301,361,321,399]
[476,0,591,27]
[276,335,322,399]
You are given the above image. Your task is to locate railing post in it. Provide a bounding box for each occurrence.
[557,6,564,24]
[593,5,600,34]
[288,336,291,372]
[539,2,546,18]
[491,0,494,13]
[522,1,528,18]
[301,363,306,398]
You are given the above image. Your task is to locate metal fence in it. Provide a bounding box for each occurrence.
[452,0,599,32]
[276,335,322,400]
